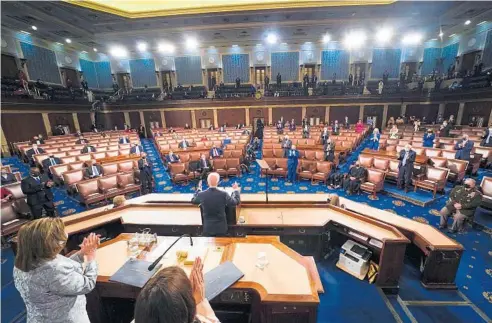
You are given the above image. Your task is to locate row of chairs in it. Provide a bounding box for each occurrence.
[261,158,333,185]
[34,150,137,170]
[1,181,31,238]
[174,150,244,163]
[169,158,242,184]
[77,172,140,207]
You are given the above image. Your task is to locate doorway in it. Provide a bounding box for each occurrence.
[460,51,480,75]
[160,71,173,91]
[199,119,212,129]
[304,64,315,78]
[350,63,367,84]
[254,67,266,87]
[207,69,218,90]
[252,117,265,133]
[1,54,18,78]
[116,73,132,93]
[60,67,80,87]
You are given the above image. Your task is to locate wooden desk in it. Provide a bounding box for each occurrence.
[90,234,319,323]
[96,154,140,164]
[361,148,429,164]
[339,197,464,289]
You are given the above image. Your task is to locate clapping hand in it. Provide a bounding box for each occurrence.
[190,257,205,304]
[232,182,240,192]
[454,203,462,210]
[80,233,100,262]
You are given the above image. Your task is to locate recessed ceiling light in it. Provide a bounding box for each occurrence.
[376,28,393,43]
[266,33,278,44]
[31,25,37,30]
[343,31,367,49]
[185,37,198,50]
[110,46,128,58]
[448,33,457,38]
[439,31,444,37]
[465,20,471,25]
[137,42,147,52]
[93,48,98,52]
[322,34,331,43]
[65,38,71,44]
[402,33,423,45]
[158,43,175,53]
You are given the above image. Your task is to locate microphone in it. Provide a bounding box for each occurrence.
[148,234,193,271]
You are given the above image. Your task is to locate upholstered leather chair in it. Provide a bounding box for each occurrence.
[413,147,425,155]
[98,175,120,200]
[430,157,447,168]
[446,159,468,183]
[63,170,85,192]
[361,169,385,197]
[474,147,492,166]
[231,150,242,158]
[304,150,316,161]
[1,201,29,237]
[189,152,201,161]
[261,158,277,177]
[442,150,456,159]
[226,158,241,178]
[270,158,288,178]
[297,160,316,181]
[102,163,118,175]
[61,156,77,164]
[67,150,80,156]
[372,158,389,172]
[117,160,134,173]
[222,150,233,158]
[442,144,456,151]
[68,162,85,170]
[92,152,106,160]
[272,149,283,158]
[386,160,400,182]
[425,149,442,157]
[106,150,119,158]
[169,163,188,184]
[312,162,331,184]
[212,159,228,178]
[414,167,449,198]
[480,177,492,209]
[77,179,104,207]
[315,151,325,161]
[386,139,398,146]
[385,145,396,152]
[77,154,92,162]
[358,155,373,169]
[178,153,191,163]
[117,172,140,194]
[51,164,70,183]
[119,148,130,155]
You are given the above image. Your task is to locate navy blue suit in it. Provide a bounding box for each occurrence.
[210,147,223,158]
[454,140,474,160]
[130,145,144,155]
[423,133,435,148]
[286,149,299,182]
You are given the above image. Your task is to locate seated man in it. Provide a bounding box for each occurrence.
[289,119,296,131]
[222,136,232,146]
[26,144,46,166]
[84,160,104,179]
[130,143,144,155]
[454,134,474,161]
[184,123,191,129]
[209,145,223,159]
[31,136,45,145]
[76,136,89,144]
[218,126,226,133]
[1,171,17,185]
[324,138,335,162]
[178,137,190,149]
[439,178,482,233]
[198,154,212,180]
[41,155,62,174]
[276,120,284,135]
[80,144,96,154]
[165,151,180,164]
[119,136,130,144]
[342,161,366,195]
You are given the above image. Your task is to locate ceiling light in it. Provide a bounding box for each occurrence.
[465,20,471,25]
[448,33,457,38]
[109,46,128,58]
[65,38,71,44]
[20,30,31,35]
[137,42,147,52]
[158,43,175,53]
[322,34,331,43]
[477,21,487,25]
[31,25,37,31]
[343,31,366,49]
[93,48,98,52]
[266,33,278,44]
[232,44,238,47]
[439,31,444,37]
[185,37,198,50]
[402,33,422,45]
[376,28,393,43]
[281,42,287,45]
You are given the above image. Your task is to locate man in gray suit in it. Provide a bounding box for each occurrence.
[191,172,240,236]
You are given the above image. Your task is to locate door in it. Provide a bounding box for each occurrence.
[160,71,173,91]
[60,67,80,87]
[304,64,315,78]
[351,63,367,83]
[255,67,266,87]
[460,51,479,75]
[207,69,218,90]
[200,119,212,129]
[1,54,18,78]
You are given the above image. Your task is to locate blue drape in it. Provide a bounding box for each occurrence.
[79,59,98,89]
[321,50,349,80]
[421,48,441,76]
[222,54,249,83]
[483,31,492,68]
[175,56,202,85]
[271,52,299,82]
[371,49,402,79]
[129,58,157,87]
[20,42,61,84]
[441,43,459,72]
[94,61,113,88]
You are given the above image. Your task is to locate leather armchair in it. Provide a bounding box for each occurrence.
[414,167,449,198]
[312,162,332,184]
[51,164,70,183]
[358,155,373,169]
[261,158,277,177]
[63,170,85,193]
[77,179,104,207]
[226,158,241,178]
[1,201,29,237]
[425,149,442,157]
[169,163,188,184]
[304,150,316,161]
[430,157,447,168]
[270,158,288,178]
[372,158,389,172]
[442,150,456,159]
[315,151,325,161]
[297,160,316,181]
[263,150,274,158]
[480,177,492,209]
[118,160,134,173]
[178,153,191,163]
[386,160,400,181]
[273,149,284,158]
[117,172,141,194]
[102,163,118,175]
[212,159,228,178]
[68,162,85,170]
[446,159,468,183]
[98,175,120,200]
[360,169,385,197]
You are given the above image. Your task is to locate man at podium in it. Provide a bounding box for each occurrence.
[192,172,240,236]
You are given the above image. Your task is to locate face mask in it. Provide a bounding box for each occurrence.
[462,137,467,141]
[405,148,410,152]
[355,165,360,168]
[464,183,471,189]
[31,171,40,177]
[142,157,146,159]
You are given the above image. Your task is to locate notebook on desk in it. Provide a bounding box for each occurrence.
[205,261,244,301]
[109,259,162,288]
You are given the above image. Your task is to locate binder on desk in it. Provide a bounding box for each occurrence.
[205,261,244,301]
[109,260,162,288]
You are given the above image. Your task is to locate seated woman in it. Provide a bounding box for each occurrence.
[134,257,219,323]
[368,128,381,150]
[389,125,399,139]
[13,218,99,323]
[423,129,435,148]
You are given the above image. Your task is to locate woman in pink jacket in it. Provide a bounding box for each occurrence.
[355,119,364,133]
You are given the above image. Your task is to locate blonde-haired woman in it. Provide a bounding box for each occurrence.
[14,218,99,323]
[389,125,399,139]
[368,128,381,150]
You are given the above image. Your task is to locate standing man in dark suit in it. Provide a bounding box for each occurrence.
[130,143,143,155]
[81,144,96,154]
[264,75,270,89]
[281,135,292,157]
[138,153,153,194]
[138,124,146,138]
[438,120,451,138]
[84,160,103,179]
[1,172,17,185]
[21,167,56,219]
[397,144,416,191]
[332,120,340,135]
[26,144,46,166]
[235,77,241,88]
[191,172,240,236]
[276,73,281,86]
[324,138,335,162]
[454,134,474,161]
[321,126,330,145]
[119,136,130,144]
[209,145,223,159]
[481,125,492,147]
[76,136,89,145]
[42,155,62,175]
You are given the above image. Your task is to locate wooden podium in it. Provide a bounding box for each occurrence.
[255,159,271,203]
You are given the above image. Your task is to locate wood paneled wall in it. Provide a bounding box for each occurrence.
[143,111,162,136]
[101,112,125,130]
[463,101,492,125]
[249,108,269,125]
[330,106,359,124]
[218,108,245,126]
[165,110,192,128]
[195,109,214,127]
[48,113,75,133]
[363,105,383,129]
[128,111,141,128]
[77,113,92,132]
[272,107,302,124]
[406,104,439,121]
[387,105,402,123]
[444,103,459,120]
[306,106,325,121]
[2,113,46,143]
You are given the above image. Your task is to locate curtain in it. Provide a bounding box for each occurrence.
[20,42,61,84]
[271,52,299,81]
[222,54,249,83]
[94,61,113,89]
[371,49,402,79]
[175,56,202,85]
[321,50,349,80]
[129,58,157,87]
[421,48,441,76]
[79,59,98,89]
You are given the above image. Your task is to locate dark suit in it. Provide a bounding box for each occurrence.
[138,158,153,194]
[1,173,17,185]
[191,187,240,236]
[76,139,89,145]
[324,142,336,162]
[210,147,223,159]
[21,174,55,219]
[31,139,45,145]
[397,149,416,190]
[130,145,143,155]
[42,157,62,173]
[165,154,180,164]
[81,146,96,154]
[332,124,340,135]
[454,140,474,160]
[321,130,330,144]
[178,140,190,149]
[343,166,366,194]
[119,138,130,144]
[198,158,212,180]
[281,139,292,157]
[481,129,492,147]
[84,164,103,179]
[438,124,451,137]
[26,148,46,165]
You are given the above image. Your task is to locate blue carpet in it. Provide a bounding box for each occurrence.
[1,138,491,322]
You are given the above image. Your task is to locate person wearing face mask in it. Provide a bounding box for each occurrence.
[1,171,17,185]
[454,134,474,161]
[423,129,435,148]
[165,150,180,165]
[481,125,492,147]
[439,120,451,138]
[281,135,292,158]
[321,126,330,145]
[130,143,144,155]
[209,145,223,159]
[324,138,335,162]
[26,144,46,166]
[76,136,89,145]
[80,144,96,154]
[21,167,56,219]
[397,144,416,191]
[138,153,154,194]
[439,178,482,233]
[178,137,190,149]
[30,136,45,145]
[289,119,296,131]
[42,155,62,176]
[286,145,300,183]
[302,123,310,139]
[389,125,399,139]
[83,160,103,179]
[332,120,340,135]
[368,128,381,151]
[198,154,212,180]
[343,162,366,195]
